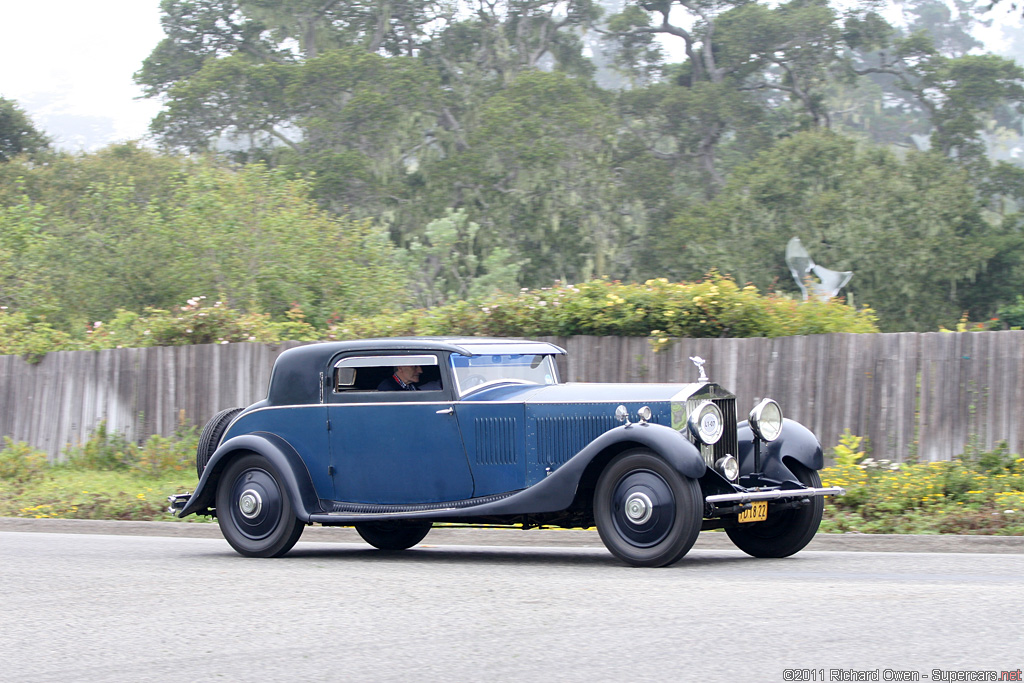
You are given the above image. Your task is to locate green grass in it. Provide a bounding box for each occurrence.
[1,468,199,521]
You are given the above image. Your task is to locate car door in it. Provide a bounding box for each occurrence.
[453,402,527,497]
[326,353,474,505]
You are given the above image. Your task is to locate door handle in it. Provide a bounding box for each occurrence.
[435,407,454,415]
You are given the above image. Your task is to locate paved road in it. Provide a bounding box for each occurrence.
[2,526,1023,682]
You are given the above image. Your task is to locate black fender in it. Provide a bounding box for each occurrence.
[736,418,823,484]
[177,432,321,521]
[471,422,706,515]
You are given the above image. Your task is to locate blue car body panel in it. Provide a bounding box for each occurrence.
[454,402,527,497]
[225,405,332,498]
[328,401,474,504]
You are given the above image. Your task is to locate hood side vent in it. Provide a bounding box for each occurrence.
[537,415,619,466]
[474,417,519,465]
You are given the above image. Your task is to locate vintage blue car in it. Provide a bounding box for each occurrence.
[170,337,843,567]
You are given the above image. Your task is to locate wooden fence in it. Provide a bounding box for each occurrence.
[1,331,1021,462]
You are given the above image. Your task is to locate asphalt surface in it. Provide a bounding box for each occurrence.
[3,528,1023,681]
[3,516,1024,552]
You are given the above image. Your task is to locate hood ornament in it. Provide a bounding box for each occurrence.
[689,356,709,382]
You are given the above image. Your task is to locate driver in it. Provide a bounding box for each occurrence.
[378,365,422,391]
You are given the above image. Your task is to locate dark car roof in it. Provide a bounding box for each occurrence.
[266,337,565,406]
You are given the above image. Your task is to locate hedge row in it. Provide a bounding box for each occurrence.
[1,274,879,360]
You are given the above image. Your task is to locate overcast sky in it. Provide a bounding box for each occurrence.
[0,0,165,151]
[0,1,1021,153]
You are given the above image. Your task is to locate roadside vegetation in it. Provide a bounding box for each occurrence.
[3,425,1022,534]
[819,432,1024,535]
[0,273,879,361]
[0,424,200,522]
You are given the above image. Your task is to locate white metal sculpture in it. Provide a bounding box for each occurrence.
[785,237,852,301]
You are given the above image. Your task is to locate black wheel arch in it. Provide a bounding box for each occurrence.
[736,418,823,483]
[566,424,706,514]
[178,432,321,521]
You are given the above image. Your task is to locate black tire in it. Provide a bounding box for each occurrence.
[196,407,243,478]
[726,462,824,558]
[215,453,304,557]
[355,521,433,550]
[594,449,702,568]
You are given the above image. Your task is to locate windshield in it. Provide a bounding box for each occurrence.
[451,353,559,395]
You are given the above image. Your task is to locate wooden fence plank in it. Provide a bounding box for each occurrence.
[2,332,1023,462]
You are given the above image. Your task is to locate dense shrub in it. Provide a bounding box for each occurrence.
[998,296,1024,330]
[330,273,879,343]
[63,421,199,475]
[0,310,73,362]
[0,423,199,520]
[1,274,878,361]
[0,438,49,484]
[81,298,322,349]
[821,437,1024,534]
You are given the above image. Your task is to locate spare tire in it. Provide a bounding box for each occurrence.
[196,407,243,478]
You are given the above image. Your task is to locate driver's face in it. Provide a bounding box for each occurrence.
[395,365,422,384]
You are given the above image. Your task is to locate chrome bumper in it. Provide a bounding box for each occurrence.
[705,486,845,506]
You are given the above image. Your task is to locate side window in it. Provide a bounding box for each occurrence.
[332,354,444,394]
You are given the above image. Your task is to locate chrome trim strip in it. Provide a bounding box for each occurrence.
[705,486,846,505]
[234,398,703,411]
[334,354,439,368]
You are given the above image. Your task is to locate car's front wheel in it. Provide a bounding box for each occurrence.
[215,453,304,557]
[725,461,824,558]
[594,449,702,567]
[355,521,433,550]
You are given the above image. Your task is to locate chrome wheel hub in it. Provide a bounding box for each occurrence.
[624,492,654,525]
[238,489,263,519]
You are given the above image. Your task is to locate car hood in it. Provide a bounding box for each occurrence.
[462,381,711,403]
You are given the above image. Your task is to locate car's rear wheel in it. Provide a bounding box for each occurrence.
[216,453,304,557]
[725,461,824,558]
[196,407,242,478]
[355,521,433,550]
[594,449,702,567]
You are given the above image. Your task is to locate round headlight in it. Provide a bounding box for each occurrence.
[749,398,783,442]
[715,455,739,481]
[687,401,724,445]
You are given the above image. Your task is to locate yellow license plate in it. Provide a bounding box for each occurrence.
[738,500,768,523]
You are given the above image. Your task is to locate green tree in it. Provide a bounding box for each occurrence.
[0,98,50,162]
[604,0,848,192]
[651,130,1001,331]
[401,208,525,308]
[845,11,1024,169]
[0,200,57,317]
[428,70,627,285]
[0,147,409,329]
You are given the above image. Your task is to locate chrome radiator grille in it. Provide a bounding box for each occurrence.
[687,396,738,467]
